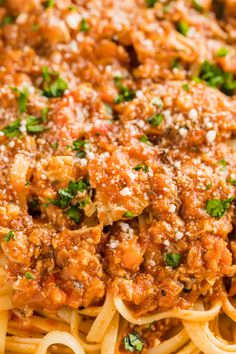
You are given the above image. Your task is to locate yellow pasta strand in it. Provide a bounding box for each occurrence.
[114,297,221,325]
[101,312,119,354]
[0,311,8,354]
[86,294,116,343]
[35,331,85,354]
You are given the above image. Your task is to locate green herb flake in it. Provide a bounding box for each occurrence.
[145,0,157,7]
[176,21,189,36]
[76,151,86,158]
[182,84,190,92]
[193,76,202,84]
[192,0,204,12]
[1,119,21,138]
[124,336,134,352]
[172,58,182,69]
[77,198,90,209]
[114,94,123,104]
[41,107,48,122]
[2,116,48,137]
[114,77,136,104]
[148,113,163,127]
[44,0,54,8]
[26,116,48,134]
[124,333,144,353]
[114,73,123,82]
[165,253,182,268]
[3,230,15,242]
[67,206,81,223]
[80,18,89,32]
[25,272,35,280]
[123,211,134,218]
[216,47,229,58]
[199,61,236,96]
[206,197,234,218]
[18,89,29,113]
[51,179,89,209]
[73,139,88,158]
[140,135,152,145]
[68,5,77,11]
[12,87,29,113]
[134,164,148,172]
[205,182,212,190]
[51,141,58,150]
[227,178,236,186]
[1,15,15,27]
[218,159,227,171]
[42,66,68,98]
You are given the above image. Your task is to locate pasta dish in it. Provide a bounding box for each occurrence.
[0,0,236,353]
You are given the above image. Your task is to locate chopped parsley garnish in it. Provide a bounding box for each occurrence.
[182,84,190,91]
[2,119,21,138]
[140,135,152,145]
[41,107,48,122]
[1,115,49,138]
[172,58,182,69]
[44,0,54,8]
[227,178,236,186]
[48,179,90,224]
[3,230,15,242]
[176,21,189,36]
[151,97,163,107]
[165,253,182,268]
[206,197,234,218]
[193,76,202,84]
[124,333,144,352]
[66,197,90,223]
[123,211,134,218]
[148,113,163,127]
[42,66,68,98]
[52,183,77,208]
[218,159,227,171]
[26,116,49,134]
[73,139,88,158]
[51,179,89,209]
[192,0,203,12]
[205,182,212,190]
[134,164,148,172]
[145,0,157,7]
[1,15,15,27]
[68,5,77,11]
[216,47,229,58]
[12,87,29,113]
[25,272,35,280]
[80,18,89,32]
[67,206,81,223]
[17,90,28,113]
[199,61,236,96]
[51,141,58,150]
[114,76,136,104]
